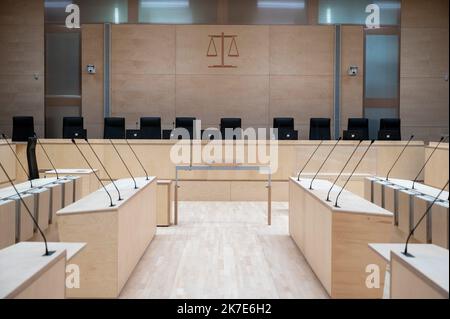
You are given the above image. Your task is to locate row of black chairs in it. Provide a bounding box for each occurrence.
[10,116,401,141]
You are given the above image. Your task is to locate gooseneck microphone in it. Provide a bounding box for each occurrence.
[309,138,342,190]
[110,140,138,189]
[71,139,115,207]
[125,140,149,180]
[334,140,376,208]
[1,133,33,187]
[34,133,60,180]
[412,136,447,189]
[297,141,324,181]
[386,135,414,181]
[84,138,123,201]
[403,180,449,257]
[0,160,55,256]
[326,140,363,202]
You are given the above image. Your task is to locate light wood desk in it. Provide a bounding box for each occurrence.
[364,177,449,248]
[0,242,85,299]
[13,140,425,202]
[45,169,100,198]
[0,199,15,249]
[0,142,16,186]
[57,177,157,298]
[425,142,449,190]
[289,178,394,299]
[370,244,449,299]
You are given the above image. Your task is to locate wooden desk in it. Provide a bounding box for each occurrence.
[0,199,15,249]
[13,140,425,202]
[0,242,85,299]
[364,177,449,248]
[425,142,449,190]
[0,142,16,186]
[57,177,157,298]
[45,169,100,198]
[369,244,449,299]
[289,178,393,298]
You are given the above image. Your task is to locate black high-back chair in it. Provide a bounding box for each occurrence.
[63,117,86,139]
[378,118,401,140]
[220,118,242,140]
[104,117,125,139]
[140,117,161,139]
[175,117,196,139]
[273,117,298,140]
[309,118,331,140]
[344,118,369,140]
[12,116,35,142]
[26,137,39,180]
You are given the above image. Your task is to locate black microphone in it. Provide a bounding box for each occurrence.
[1,133,33,187]
[386,135,414,181]
[125,139,149,180]
[0,159,55,256]
[309,138,342,190]
[403,180,449,257]
[412,136,447,189]
[326,140,363,202]
[297,140,324,181]
[71,139,115,207]
[34,133,60,180]
[110,140,138,189]
[84,138,123,201]
[334,140,376,208]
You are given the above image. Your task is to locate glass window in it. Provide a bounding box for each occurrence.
[45,0,74,24]
[139,0,218,24]
[75,0,128,24]
[228,0,308,25]
[365,34,399,99]
[318,0,400,26]
[46,32,81,96]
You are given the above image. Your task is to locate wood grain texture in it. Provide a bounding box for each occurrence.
[0,0,44,136]
[120,201,329,299]
[82,24,104,139]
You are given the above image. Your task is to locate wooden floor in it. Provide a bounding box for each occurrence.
[120,202,329,299]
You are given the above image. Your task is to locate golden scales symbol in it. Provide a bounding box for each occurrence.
[206,32,239,68]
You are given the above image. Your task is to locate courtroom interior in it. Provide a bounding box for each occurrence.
[0,0,449,301]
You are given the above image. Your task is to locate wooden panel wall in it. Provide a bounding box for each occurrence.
[341,26,364,131]
[82,24,105,138]
[400,0,449,141]
[105,25,336,138]
[0,0,44,137]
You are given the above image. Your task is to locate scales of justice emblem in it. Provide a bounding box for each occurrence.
[206,32,239,68]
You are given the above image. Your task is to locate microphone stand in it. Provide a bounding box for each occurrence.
[326,140,363,202]
[403,180,449,257]
[34,133,60,180]
[309,138,342,190]
[0,160,55,256]
[2,133,33,187]
[412,136,447,189]
[297,140,324,181]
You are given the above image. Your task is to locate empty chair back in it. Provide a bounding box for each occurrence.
[378,118,401,140]
[347,118,369,140]
[104,117,125,139]
[175,117,196,139]
[380,118,401,131]
[63,117,85,139]
[140,117,161,139]
[220,118,242,140]
[309,118,331,140]
[26,137,39,180]
[12,116,35,142]
[273,118,294,130]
